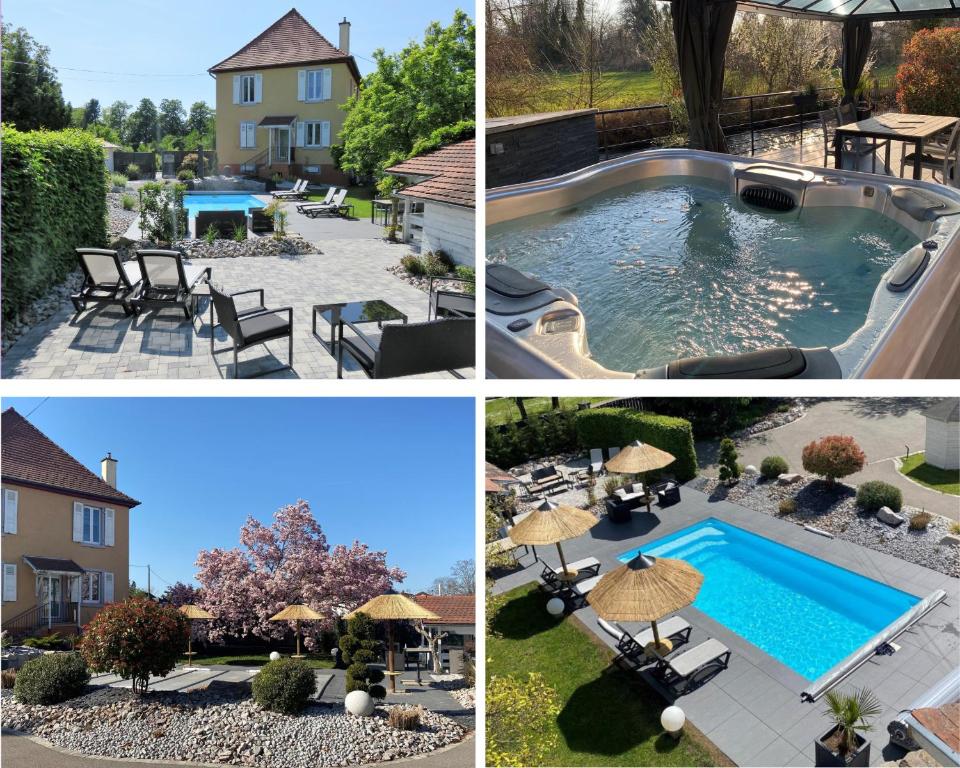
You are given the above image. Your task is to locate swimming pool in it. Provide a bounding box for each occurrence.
[617,518,920,680]
[183,193,265,220]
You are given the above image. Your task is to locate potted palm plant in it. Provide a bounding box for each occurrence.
[815,687,881,766]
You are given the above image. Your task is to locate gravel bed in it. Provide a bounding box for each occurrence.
[730,401,806,438]
[385,264,472,295]
[446,687,475,709]
[1,686,464,767]
[693,474,959,578]
[107,191,139,239]
[178,235,314,259]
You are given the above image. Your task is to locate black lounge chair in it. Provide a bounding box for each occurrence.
[336,317,474,379]
[540,556,601,590]
[428,275,476,320]
[597,617,692,662]
[72,248,142,317]
[209,284,293,378]
[652,638,730,693]
[132,250,211,319]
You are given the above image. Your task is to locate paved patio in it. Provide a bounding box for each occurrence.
[1,237,471,379]
[492,487,959,767]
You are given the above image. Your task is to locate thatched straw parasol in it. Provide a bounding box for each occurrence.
[270,604,323,658]
[178,604,214,667]
[509,498,598,579]
[346,594,439,693]
[605,440,676,476]
[587,553,703,653]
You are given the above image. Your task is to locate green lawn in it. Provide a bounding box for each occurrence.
[184,651,334,669]
[305,185,374,220]
[487,584,724,766]
[486,397,611,427]
[899,453,960,495]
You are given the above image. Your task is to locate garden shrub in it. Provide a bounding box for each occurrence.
[203,225,219,244]
[388,705,423,730]
[802,435,865,484]
[1,125,108,322]
[79,597,189,694]
[339,612,385,699]
[718,438,741,485]
[487,673,561,768]
[485,411,578,470]
[896,28,960,118]
[400,253,449,278]
[856,480,902,513]
[463,652,475,686]
[110,172,129,189]
[176,169,195,181]
[232,222,247,242]
[455,265,476,293]
[909,511,932,531]
[572,408,698,482]
[178,153,199,174]
[121,194,136,211]
[124,162,141,180]
[779,499,797,516]
[23,632,71,651]
[251,658,316,714]
[1,669,16,688]
[13,652,90,704]
[138,182,187,244]
[760,456,789,479]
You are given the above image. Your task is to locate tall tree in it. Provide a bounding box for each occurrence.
[162,581,201,607]
[158,98,186,137]
[0,24,70,129]
[186,101,213,135]
[81,98,101,128]
[125,98,158,148]
[105,100,130,138]
[429,559,475,595]
[195,500,405,648]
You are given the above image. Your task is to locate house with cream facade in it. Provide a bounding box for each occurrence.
[1,408,139,636]
[209,9,361,185]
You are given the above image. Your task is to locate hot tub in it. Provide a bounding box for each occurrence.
[486,149,960,379]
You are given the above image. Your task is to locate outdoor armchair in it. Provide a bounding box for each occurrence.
[653,480,682,507]
[132,250,211,319]
[337,316,475,379]
[209,284,294,378]
[72,248,142,317]
[428,275,476,320]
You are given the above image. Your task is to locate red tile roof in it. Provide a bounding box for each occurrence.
[411,594,475,625]
[1,408,140,507]
[209,9,360,83]
[385,139,475,209]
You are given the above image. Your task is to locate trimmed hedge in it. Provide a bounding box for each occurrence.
[14,652,90,704]
[856,480,903,513]
[1,125,107,321]
[252,658,317,713]
[572,408,698,482]
[486,411,578,469]
[760,456,789,480]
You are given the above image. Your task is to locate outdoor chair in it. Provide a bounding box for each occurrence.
[337,317,474,379]
[819,108,888,172]
[271,179,307,199]
[428,275,476,320]
[71,248,142,317]
[604,497,634,524]
[653,480,682,507]
[899,120,960,185]
[652,637,731,693]
[608,447,620,460]
[296,187,336,213]
[132,250,211,319]
[540,556,601,591]
[589,448,604,475]
[525,465,570,495]
[209,284,294,378]
[597,617,692,661]
[300,188,349,218]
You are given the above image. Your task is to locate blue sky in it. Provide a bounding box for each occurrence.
[2,1,470,108]
[2,398,475,595]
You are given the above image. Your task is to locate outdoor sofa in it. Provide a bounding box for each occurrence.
[597,616,692,662]
[540,556,601,590]
[525,465,570,495]
[652,638,731,693]
[613,483,647,506]
[72,248,142,317]
[209,284,294,379]
[131,250,211,319]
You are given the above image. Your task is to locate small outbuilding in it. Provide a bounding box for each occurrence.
[922,399,959,470]
[100,139,122,172]
[384,139,475,267]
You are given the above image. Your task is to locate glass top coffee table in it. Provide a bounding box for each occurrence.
[312,300,408,351]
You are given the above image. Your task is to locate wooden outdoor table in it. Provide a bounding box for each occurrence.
[835,113,959,180]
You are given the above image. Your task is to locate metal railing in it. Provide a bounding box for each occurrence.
[2,601,76,636]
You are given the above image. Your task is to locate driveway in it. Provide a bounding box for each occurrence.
[697,398,960,521]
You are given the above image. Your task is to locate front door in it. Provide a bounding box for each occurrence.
[40,576,61,620]
[271,127,290,164]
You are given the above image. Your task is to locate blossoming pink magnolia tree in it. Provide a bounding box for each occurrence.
[195,500,405,650]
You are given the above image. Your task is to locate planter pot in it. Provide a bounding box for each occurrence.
[855,102,873,121]
[794,94,819,114]
[815,726,870,767]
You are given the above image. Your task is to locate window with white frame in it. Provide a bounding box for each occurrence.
[81,572,101,603]
[306,70,323,101]
[82,505,103,545]
[302,121,330,148]
[240,121,256,148]
[240,74,256,104]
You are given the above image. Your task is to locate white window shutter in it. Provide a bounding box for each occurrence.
[233,75,241,105]
[296,121,305,147]
[321,121,331,148]
[3,489,18,534]
[73,502,83,542]
[71,576,80,602]
[323,68,332,100]
[297,70,306,101]
[104,508,115,547]
[2,564,16,602]
[104,572,114,603]
[254,73,262,103]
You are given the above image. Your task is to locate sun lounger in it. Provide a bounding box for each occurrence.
[271,179,307,199]
[608,447,620,460]
[590,448,604,475]
[597,617,693,660]
[565,574,603,607]
[653,637,730,692]
[71,248,142,317]
[299,188,348,218]
[540,556,601,589]
[296,187,335,213]
[132,250,211,319]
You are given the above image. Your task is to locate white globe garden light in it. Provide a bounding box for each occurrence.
[345,690,375,717]
[661,705,685,736]
[546,597,565,616]
[269,651,281,662]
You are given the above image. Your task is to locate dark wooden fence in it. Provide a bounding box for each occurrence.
[113,151,156,178]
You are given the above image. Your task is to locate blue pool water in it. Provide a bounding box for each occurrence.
[618,519,920,680]
[183,193,265,220]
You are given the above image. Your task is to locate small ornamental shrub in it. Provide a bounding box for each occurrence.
[14,652,90,704]
[856,481,903,513]
[455,265,476,293]
[203,224,219,244]
[176,169,195,181]
[388,705,424,730]
[79,597,189,694]
[718,438,741,486]
[401,253,425,276]
[121,194,136,211]
[339,612,385,697]
[138,182,187,243]
[779,499,797,516]
[401,253,449,278]
[760,456,789,480]
[896,28,960,118]
[487,673,561,768]
[950,521,960,536]
[463,653,475,687]
[251,658,316,714]
[178,153,199,174]
[23,632,71,651]
[909,511,932,531]
[125,163,141,180]
[802,435,865,484]
[232,222,247,242]
[110,172,129,189]
[1,669,17,689]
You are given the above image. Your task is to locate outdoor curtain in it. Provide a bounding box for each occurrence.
[672,0,737,153]
[841,19,873,104]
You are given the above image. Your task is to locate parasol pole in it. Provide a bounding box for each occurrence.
[555,542,570,575]
[387,619,396,693]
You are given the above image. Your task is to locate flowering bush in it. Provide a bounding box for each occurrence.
[801,435,865,484]
[79,598,189,694]
[487,673,561,767]
[895,28,960,117]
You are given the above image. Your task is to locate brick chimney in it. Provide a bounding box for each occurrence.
[101,452,117,488]
[339,17,350,55]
